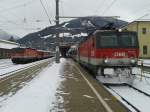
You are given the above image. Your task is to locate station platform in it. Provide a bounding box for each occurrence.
[51,59,130,112]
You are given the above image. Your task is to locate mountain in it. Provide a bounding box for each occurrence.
[17,16,128,50]
[0,30,20,41]
[0,30,11,40]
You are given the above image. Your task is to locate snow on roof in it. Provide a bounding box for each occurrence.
[134,19,150,22]
[59,33,70,37]
[40,34,52,39]
[59,33,88,38]
[0,39,19,49]
[0,39,19,45]
[62,22,69,27]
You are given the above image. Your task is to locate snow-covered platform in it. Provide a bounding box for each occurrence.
[0,58,129,112]
[50,59,129,112]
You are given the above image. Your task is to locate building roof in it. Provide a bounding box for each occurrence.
[122,19,150,29]
[0,39,19,45]
[0,39,19,49]
[134,19,150,22]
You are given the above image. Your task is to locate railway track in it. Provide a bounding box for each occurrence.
[136,73,150,79]
[0,58,53,77]
[106,84,150,112]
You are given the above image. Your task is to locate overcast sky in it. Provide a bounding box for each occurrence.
[1,0,150,37]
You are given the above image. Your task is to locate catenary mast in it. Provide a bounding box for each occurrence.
[55,0,60,63]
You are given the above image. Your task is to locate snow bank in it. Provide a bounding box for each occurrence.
[0,59,65,112]
[0,59,51,78]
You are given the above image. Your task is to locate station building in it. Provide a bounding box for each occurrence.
[0,39,19,59]
[124,20,150,58]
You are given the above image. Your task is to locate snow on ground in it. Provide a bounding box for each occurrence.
[133,59,150,93]
[0,40,19,49]
[139,59,150,67]
[141,59,150,64]
[0,59,11,63]
[132,74,150,94]
[0,59,14,68]
[0,58,51,79]
[0,58,65,112]
[109,86,150,112]
[106,74,150,112]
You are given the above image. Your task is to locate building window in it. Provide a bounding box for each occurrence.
[142,28,147,34]
[143,45,147,55]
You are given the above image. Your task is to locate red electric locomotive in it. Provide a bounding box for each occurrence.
[11,47,52,64]
[72,30,140,84]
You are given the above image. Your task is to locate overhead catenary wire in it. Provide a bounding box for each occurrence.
[0,0,36,14]
[44,0,53,16]
[60,0,64,18]
[43,0,55,24]
[120,13,149,29]
[0,0,42,24]
[101,0,118,15]
[0,13,43,32]
[0,0,50,32]
[132,2,150,15]
[5,11,24,23]
[0,0,37,24]
[39,0,52,25]
[0,0,52,36]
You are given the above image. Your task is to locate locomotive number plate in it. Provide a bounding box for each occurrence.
[113,52,126,57]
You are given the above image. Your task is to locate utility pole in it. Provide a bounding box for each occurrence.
[55,0,60,63]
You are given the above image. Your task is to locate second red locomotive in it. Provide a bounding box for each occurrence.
[11,47,52,64]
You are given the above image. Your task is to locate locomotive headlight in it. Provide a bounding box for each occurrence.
[104,59,109,64]
[131,59,136,64]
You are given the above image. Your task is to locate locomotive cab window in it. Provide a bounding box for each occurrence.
[120,34,138,48]
[96,32,138,48]
[96,33,118,48]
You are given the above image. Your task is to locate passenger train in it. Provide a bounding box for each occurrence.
[68,30,140,84]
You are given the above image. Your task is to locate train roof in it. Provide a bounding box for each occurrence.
[0,39,19,49]
[78,30,137,45]
[12,47,36,50]
[12,47,51,53]
[37,50,50,53]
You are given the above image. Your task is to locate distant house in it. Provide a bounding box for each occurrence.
[0,39,19,59]
[124,20,150,58]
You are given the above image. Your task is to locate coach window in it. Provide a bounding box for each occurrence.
[142,28,147,34]
[143,45,147,55]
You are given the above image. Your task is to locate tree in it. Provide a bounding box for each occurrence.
[8,36,15,42]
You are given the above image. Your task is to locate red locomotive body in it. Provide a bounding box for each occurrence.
[11,47,52,64]
[74,30,140,84]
